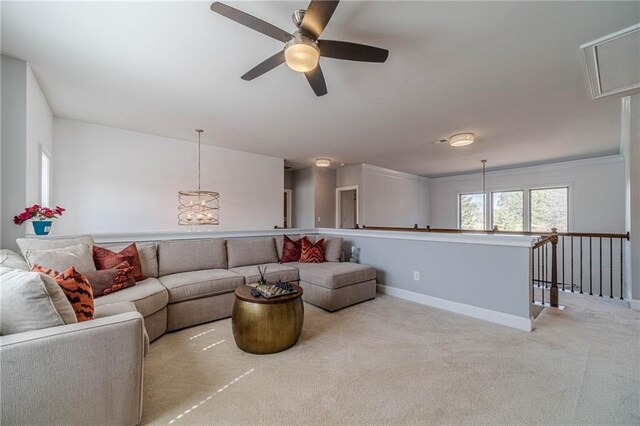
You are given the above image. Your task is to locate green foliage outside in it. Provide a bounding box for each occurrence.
[460,194,484,230]
[530,188,568,232]
[492,191,523,231]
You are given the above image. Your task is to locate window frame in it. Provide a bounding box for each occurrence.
[39,144,52,208]
[528,185,570,233]
[490,189,525,232]
[457,192,487,230]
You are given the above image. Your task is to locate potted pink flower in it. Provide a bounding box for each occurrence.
[13,205,65,235]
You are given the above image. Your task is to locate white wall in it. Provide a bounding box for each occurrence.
[623,95,640,305]
[361,164,430,227]
[25,64,54,207]
[291,167,315,228]
[1,55,28,249]
[52,119,283,234]
[314,167,336,228]
[430,156,625,233]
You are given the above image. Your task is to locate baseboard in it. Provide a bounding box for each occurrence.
[629,299,640,312]
[377,284,533,332]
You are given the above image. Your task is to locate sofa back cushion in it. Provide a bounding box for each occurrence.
[226,238,278,268]
[158,238,227,276]
[101,242,158,278]
[0,267,77,335]
[16,235,95,258]
[0,249,29,271]
[24,243,97,273]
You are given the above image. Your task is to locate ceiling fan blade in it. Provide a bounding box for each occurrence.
[318,40,389,62]
[300,0,340,39]
[210,2,292,43]
[304,64,328,97]
[241,51,286,81]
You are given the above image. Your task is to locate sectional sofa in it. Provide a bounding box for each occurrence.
[0,233,376,425]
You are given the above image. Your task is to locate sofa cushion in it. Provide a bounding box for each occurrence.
[226,238,278,268]
[93,244,145,281]
[290,262,376,290]
[229,263,299,284]
[0,249,29,271]
[16,235,95,258]
[158,269,244,303]
[24,243,97,273]
[32,265,94,322]
[303,235,343,262]
[300,238,325,263]
[0,267,77,335]
[158,238,227,276]
[275,234,301,261]
[101,242,158,278]
[94,277,167,317]
[84,266,136,297]
[280,235,302,263]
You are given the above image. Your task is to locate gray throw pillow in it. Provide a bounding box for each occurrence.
[16,235,95,258]
[0,267,77,335]
[24,243,97,273]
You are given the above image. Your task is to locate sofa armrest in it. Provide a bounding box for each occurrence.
[0,312,145,425]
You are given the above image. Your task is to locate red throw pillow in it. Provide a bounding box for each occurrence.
[280,235,302,263]
[32,264,94,322]
[83,262,136,297]
[93,244,145,281]
[300,237,325,263]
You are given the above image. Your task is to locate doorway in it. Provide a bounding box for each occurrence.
[335,186,359,229]
[284,189,292,228]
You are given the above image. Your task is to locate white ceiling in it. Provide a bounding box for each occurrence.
[2,1,639,176]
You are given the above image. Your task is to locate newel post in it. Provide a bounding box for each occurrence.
[550,228,559,307]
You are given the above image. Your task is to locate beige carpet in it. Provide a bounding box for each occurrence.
[142,292,640,425]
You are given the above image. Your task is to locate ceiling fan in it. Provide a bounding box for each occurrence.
[210,1,389,96]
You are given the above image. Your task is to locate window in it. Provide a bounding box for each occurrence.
[530,187,568,232]
[40,148,51,207]
[491,190,524,231]
[459,193,485,230]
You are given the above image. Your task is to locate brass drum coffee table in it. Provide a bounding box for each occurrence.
[232,283,304,354]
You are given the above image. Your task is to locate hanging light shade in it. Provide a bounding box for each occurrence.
[178,129,219,225]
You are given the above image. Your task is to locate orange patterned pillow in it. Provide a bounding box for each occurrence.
[299,237,325,263]
[93,243,145,281]
[32,265,94,322]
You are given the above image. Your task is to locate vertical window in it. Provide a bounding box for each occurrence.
[491,190,524,231]
[41,150,51,207]
[530,187,568,232]
[459,193,485,230]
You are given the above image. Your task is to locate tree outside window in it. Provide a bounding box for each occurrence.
[530,187,568,232]
[492,191,524,231]
[459,193,485,230]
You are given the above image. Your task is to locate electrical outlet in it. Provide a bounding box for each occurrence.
[413,271,420,281]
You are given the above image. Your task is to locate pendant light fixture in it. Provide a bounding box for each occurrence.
[177,129,219,226]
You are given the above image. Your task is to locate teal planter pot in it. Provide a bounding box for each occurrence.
[32,221,52,236]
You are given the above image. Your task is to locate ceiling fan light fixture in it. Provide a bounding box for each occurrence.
[315,158,331,167]
[284,35,320,73]
[449,133,475,147]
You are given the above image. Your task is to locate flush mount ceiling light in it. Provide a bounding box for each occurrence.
[315,158,331,167]
[449,133,475,147]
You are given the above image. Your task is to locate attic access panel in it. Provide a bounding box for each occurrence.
[581,23,640,99]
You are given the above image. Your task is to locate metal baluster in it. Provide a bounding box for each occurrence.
[580,237,583,294]
[589,237,593,296]
[543,244,546,289]
[542,245,545,306]
[531,249,535,302]
[620,238,624,300]
[537,245,541,288]
[571,236,574,293]
[610,238,613,299]
[599,237,603,297]
[561,235,565,291]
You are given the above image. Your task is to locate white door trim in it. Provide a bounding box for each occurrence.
[284,189,292,228]
[335,185,359,229]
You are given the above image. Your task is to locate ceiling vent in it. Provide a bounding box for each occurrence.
[581,23,640,99]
